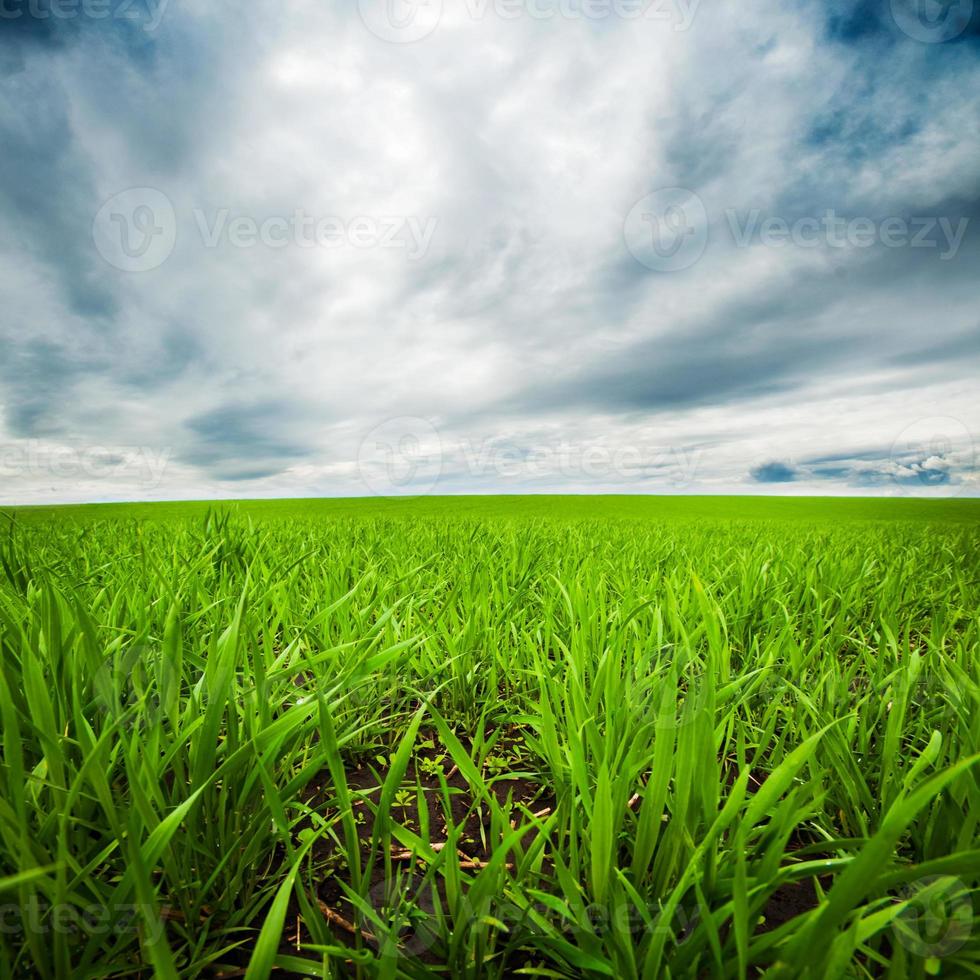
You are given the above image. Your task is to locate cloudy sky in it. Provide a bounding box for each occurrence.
[1,0,978,504]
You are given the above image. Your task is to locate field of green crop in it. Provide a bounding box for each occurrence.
[0,496,978,978]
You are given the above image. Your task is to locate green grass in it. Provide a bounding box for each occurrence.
[0,496,977,977]
[5,494,980,525]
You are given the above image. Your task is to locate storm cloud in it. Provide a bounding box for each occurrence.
[0,0,978,503]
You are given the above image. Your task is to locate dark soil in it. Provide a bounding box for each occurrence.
[208,735,834,977]
[209,727,554,976]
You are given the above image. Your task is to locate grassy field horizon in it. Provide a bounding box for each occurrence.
[6,0,978,971]
[5,493,980,526]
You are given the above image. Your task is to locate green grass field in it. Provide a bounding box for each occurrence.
[0,496,978,978]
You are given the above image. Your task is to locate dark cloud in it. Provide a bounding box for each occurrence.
[0,1,168,57]
[504,267,859,416]
[750,461,798,483]
[0,69,117,319]
[0,4,247,451]
[792,446,975,488]
[120,329,205,389]
[889,326,980,367]
[503,179,980,420]
[0,340,93,436]
[823,0,889,44]
[809,465,851,478]
[659,93,745,190]
[180,400,314,480]
[820,0,980,46]
[803,98,920,167]
[803,448,893,466]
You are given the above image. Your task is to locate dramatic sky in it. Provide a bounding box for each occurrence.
[1,0,978,503]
